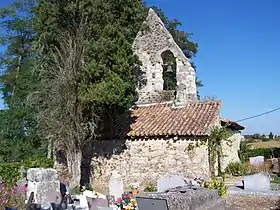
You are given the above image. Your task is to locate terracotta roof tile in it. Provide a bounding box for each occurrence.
[113,101,222,138]
[221,118,245,130]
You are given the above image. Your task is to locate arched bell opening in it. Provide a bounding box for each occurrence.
[161,50,177,91]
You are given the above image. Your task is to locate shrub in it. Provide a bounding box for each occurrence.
[239,141,280,162]
[144,183,157,192]
[204,178,228,197]
[225,162,249,176]
[270,174,280,184]
[0,158,53,186]
[0,179,26,209]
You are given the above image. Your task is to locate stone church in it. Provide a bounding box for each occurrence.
[90,9,245,191]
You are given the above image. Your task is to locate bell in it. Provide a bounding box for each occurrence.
[166,64,173,73]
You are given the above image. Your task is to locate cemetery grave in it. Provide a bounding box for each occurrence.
[3,167,232,210]
[227,155,280,196]
[6,159,280,210]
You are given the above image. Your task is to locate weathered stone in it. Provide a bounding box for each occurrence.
[26,168,61,205]
[249,156,265,166]
[90,136,241,193]
[27,168,59,182]
[157,175,187,192]
[244,173,271,192]
[133,8,197,106]
[137,188,225,210]
[91,139,210,193]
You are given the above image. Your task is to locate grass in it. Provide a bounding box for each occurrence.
[247,140,280,149]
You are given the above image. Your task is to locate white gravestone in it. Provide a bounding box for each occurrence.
[244,173,271,192]
[75,194,89,209]
[249,156,265,166]
[157,175,186,192]
[109,171,124,201]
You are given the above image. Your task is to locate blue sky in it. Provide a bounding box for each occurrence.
[1,0,280,135]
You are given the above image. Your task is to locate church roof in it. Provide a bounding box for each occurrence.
[221,118,245,131]
[113,101,223,138]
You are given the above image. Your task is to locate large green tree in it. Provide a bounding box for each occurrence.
[32,0,147,185]
[0,0,45,162]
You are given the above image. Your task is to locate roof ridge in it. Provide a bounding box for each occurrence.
[133,100,222,110]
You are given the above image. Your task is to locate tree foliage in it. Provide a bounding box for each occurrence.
[269,132,274,139]
[209,126,230,177]
[0,0,45,162]
[31,0,148,185]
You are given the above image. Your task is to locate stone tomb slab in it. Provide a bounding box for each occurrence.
[137,188,225,210]
[244,173,271,192]
[157,175,186,193]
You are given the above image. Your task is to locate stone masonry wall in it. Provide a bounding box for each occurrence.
[90,138,209,193]
[220,131,243,171]
[133,9,197,106]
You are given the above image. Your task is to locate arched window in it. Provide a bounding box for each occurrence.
[161,50,177,90]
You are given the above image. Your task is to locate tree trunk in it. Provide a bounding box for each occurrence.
[217,150,222,176]
[67,148,82,187]
[208,141,216,178]
[217,141,223,176]
[47,138,53,159]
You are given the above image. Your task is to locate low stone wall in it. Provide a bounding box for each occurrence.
[91,138,209,193]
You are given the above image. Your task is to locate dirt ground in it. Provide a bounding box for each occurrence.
[226,195,280,210]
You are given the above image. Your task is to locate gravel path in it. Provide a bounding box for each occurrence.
[226,194,280,210]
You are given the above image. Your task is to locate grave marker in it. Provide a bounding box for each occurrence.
[26,168,61,205]
[136,197,169,210]
[157,175,186,192]
[244,173,271,192]
[108,171,123,201]
[249,156,265,166]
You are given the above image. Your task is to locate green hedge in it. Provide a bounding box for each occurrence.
[0,158,54,185]
[239,143,280,162]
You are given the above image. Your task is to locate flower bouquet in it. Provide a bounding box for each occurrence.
[115,193,137,210]
[128,183,139,195]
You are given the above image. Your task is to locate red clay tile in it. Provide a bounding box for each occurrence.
[113,101,223,138]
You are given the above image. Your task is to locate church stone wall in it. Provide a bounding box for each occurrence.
[221,131,243,171]
[90,138,209,193]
